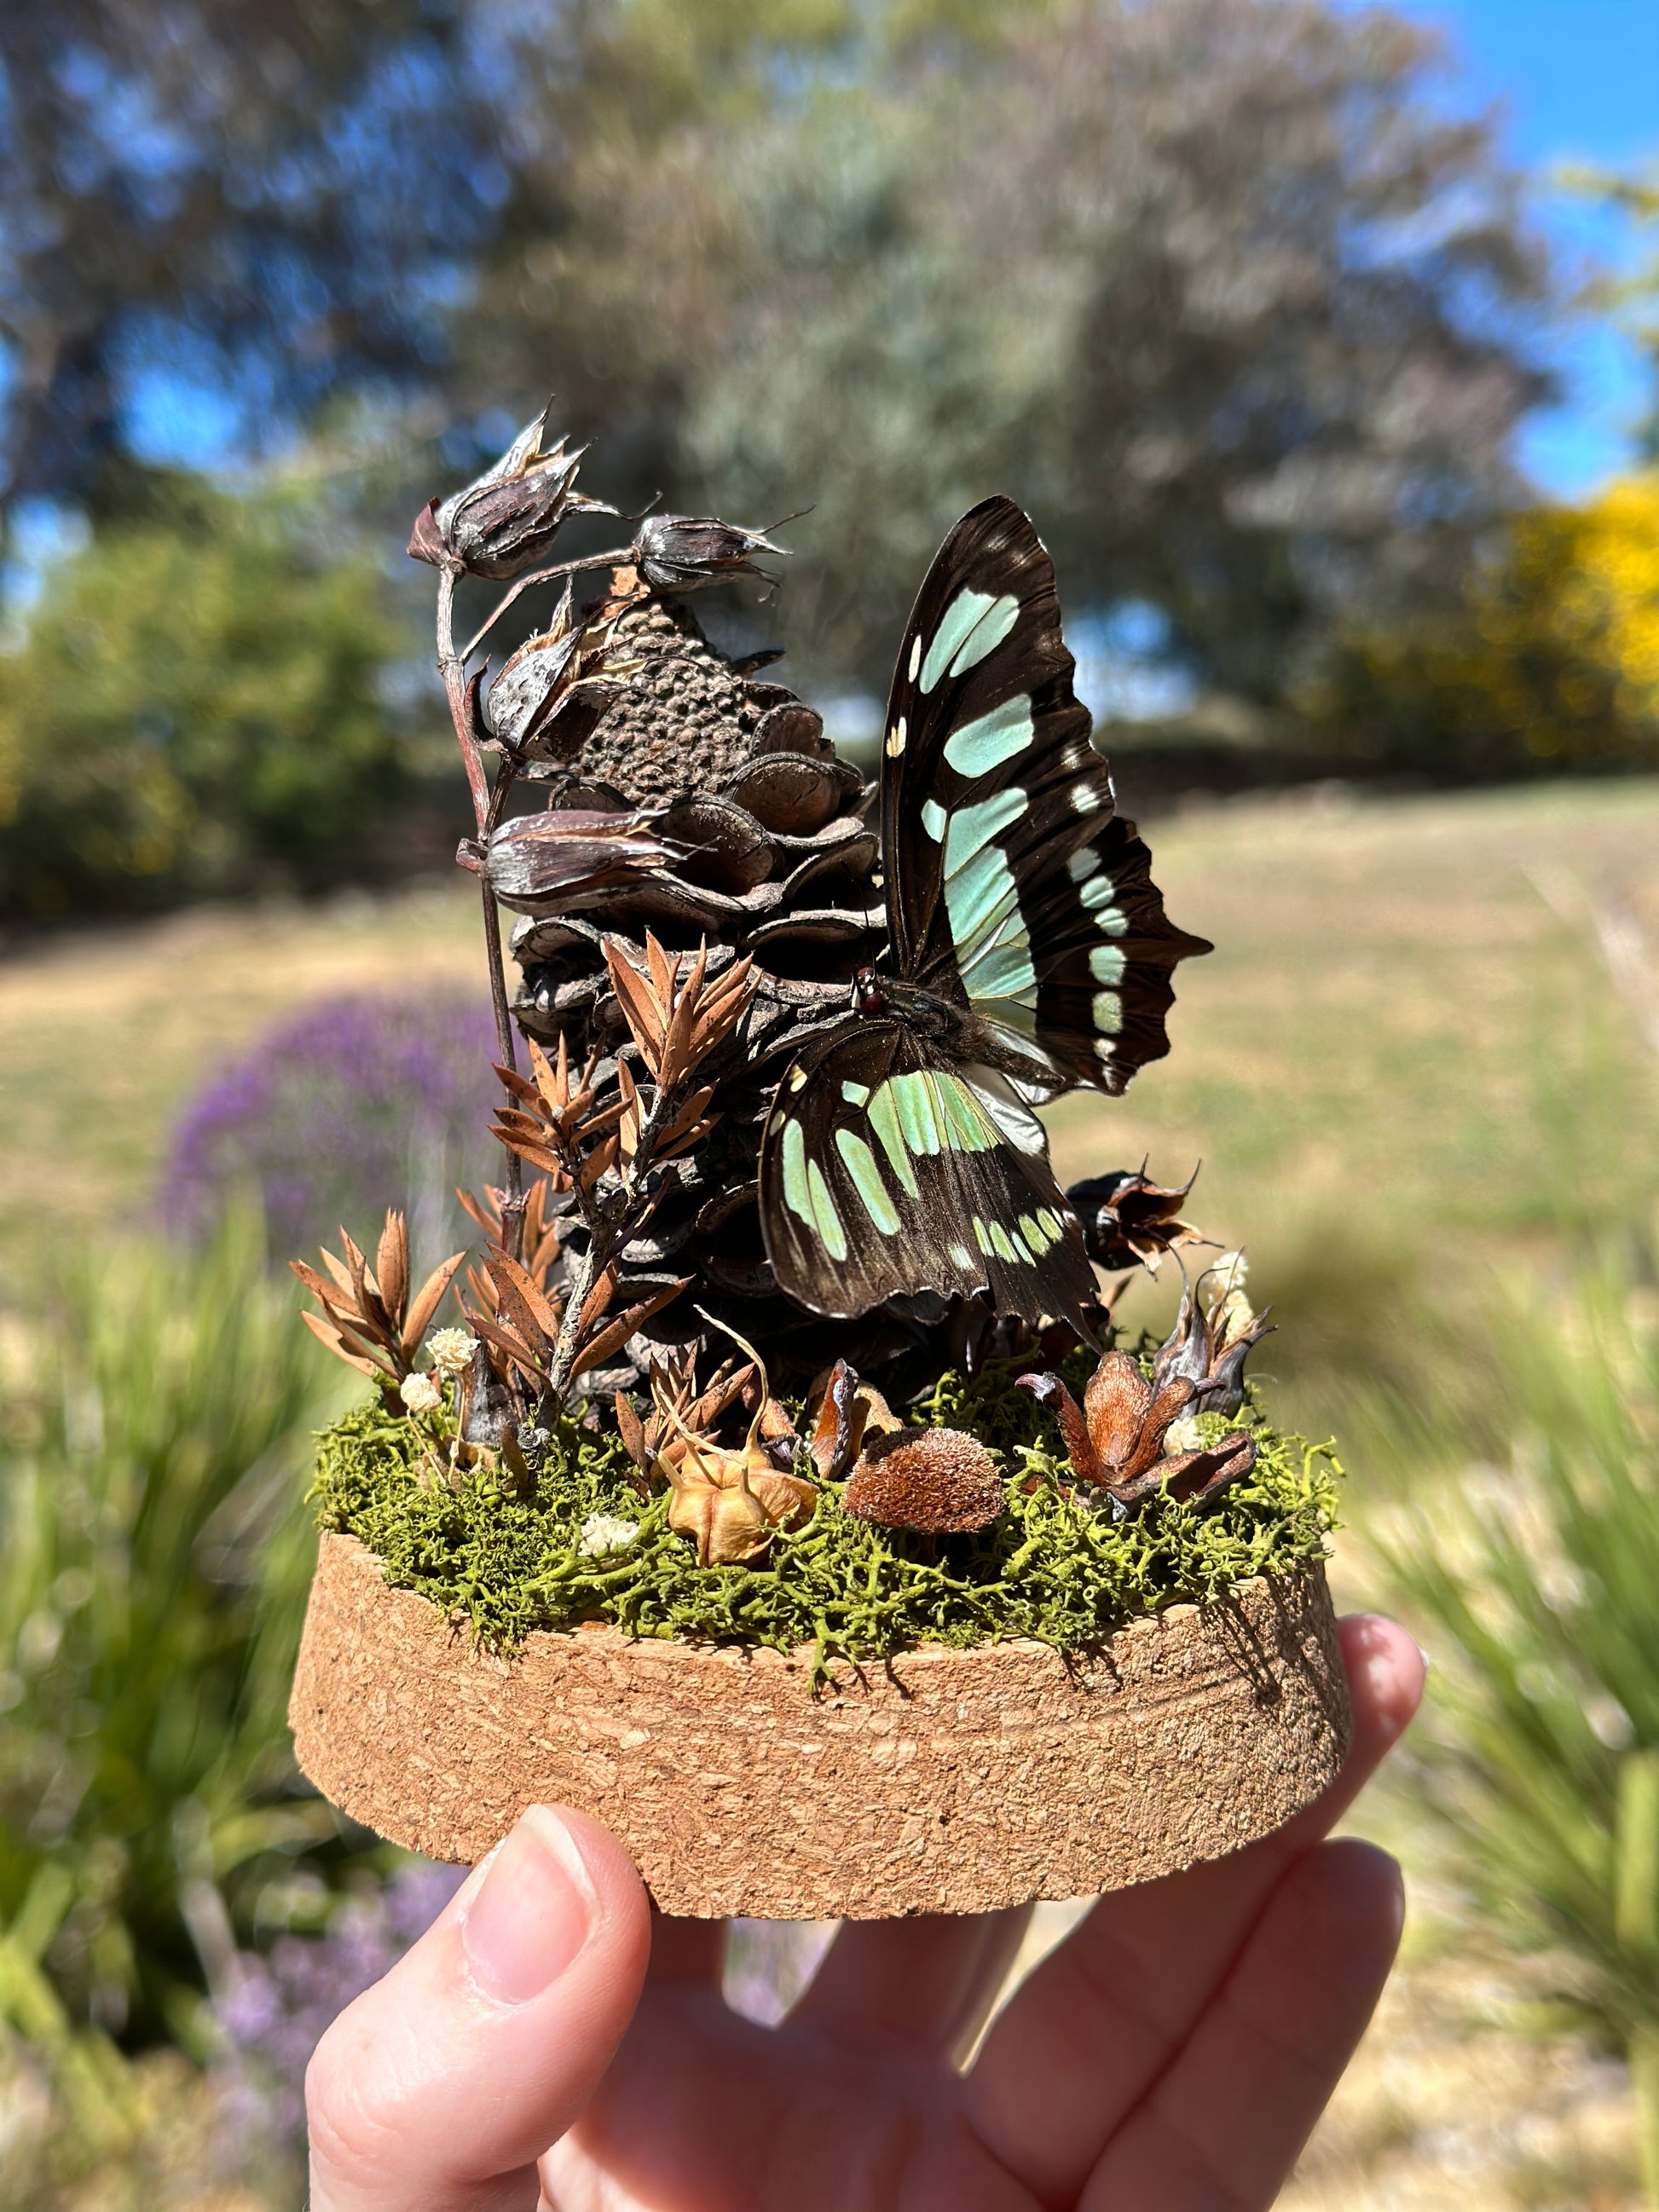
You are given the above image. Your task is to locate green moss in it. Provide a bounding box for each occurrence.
[310,1351,1339,1666]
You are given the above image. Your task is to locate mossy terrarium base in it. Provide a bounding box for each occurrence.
[289,1363,1352,1916]
[309,1357,1339,1666]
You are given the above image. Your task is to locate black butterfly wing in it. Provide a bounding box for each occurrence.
[882,494,1210,1094]
[758,1020,1097,1328]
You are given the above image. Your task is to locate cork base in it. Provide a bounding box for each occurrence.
[290,1531,1351,1919]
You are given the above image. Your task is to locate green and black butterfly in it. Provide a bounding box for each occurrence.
[758,495,1211,1330]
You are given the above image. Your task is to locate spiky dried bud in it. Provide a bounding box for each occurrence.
[1151,1259,1275,1418]
[408,402,617,579]
[1067,1164,1205,1274]
[843,1427,1005,1533]
[633,514,789,593]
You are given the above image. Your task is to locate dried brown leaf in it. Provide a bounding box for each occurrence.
[490,1251,563,1342]
[375,1210,410,1328]
[299,1308,387,1381]
[571,1279,687,1378]
[402,1251,465,1357]
[485,1257,553,1359]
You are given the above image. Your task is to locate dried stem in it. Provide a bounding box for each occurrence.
[436,558,523,1239]
[459,546,639,666]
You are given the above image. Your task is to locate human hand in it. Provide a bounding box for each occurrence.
[306,1614,1423,2212]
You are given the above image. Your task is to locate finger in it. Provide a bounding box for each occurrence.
[1080,1839,1405,2210]
[967,1613,1423,2203]
[307,1805,650,2212]
[647,1911,726,1985]
[789,1906,1032,2063]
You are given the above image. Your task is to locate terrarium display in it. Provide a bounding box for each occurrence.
[286,404,1350,1919]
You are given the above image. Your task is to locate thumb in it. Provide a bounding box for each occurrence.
[306,1805,651,2212]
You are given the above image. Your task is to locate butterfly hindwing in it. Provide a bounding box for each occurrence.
[882,494,1209,1093]
[758,1023,1096,1327]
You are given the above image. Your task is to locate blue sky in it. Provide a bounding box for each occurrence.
[1372,0,1659,492]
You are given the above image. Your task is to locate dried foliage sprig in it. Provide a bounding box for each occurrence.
[290,1210,463,1390]
[479,933,758,1409]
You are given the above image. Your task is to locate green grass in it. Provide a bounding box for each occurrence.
[312,1354,1338,1664]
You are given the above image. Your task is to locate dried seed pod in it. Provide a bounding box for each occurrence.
[804,1359,905,1481]
[1067,1164,1207,1274]
[649,1319,816,1565]
[843,1426,1005,1533]
[662,1429,817,1566]
[633,513,789,593]
[409,402,617,579]
[480,809,679,915]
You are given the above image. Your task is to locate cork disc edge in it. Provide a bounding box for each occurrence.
[290,1530,1352,1918]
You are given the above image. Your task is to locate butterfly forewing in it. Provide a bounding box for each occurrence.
[882,494,1209,1093]
[757,493,1208,1329]
[759,1024,1096,1328]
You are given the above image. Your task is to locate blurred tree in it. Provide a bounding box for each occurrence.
[0,0,1563,762]
[1314,475,1659,777]
[0,477,454,917]
[480,0,1553,710]
[0,0,550,517]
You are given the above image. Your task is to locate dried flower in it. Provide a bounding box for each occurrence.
[1066,1163,1207,1274]
[399,1371,442,1415]
[633,513,789,593]
[426,1328,478,1376]
[408,401,617,580]
[843,1427,1005,1533]
[645,1325,816,1566]
[577,1512,640,1558]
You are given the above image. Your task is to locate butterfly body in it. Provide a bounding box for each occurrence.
[758,496,1210,1331]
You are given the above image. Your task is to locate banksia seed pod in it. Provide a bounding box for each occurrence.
[843,1427,1005,1534]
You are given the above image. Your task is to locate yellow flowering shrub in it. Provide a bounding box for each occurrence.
[1316,475,1659,775]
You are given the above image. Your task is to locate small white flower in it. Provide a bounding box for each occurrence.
[1211,1250,1249,1287]
[400,1371,443,1415]
[427,1328,480,1377]
[578,1512,640,1558]
[1160,1415,1206,1457]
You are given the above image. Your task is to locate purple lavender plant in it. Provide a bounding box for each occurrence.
[212,1858,465,2161]
[160,992,498,1260]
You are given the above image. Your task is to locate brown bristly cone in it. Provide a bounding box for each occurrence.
[843,1428,1006,1534]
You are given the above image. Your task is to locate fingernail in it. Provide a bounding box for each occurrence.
[462,1807,596,2003]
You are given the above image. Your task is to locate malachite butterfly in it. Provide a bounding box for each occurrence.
[758,496,1211,1330]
